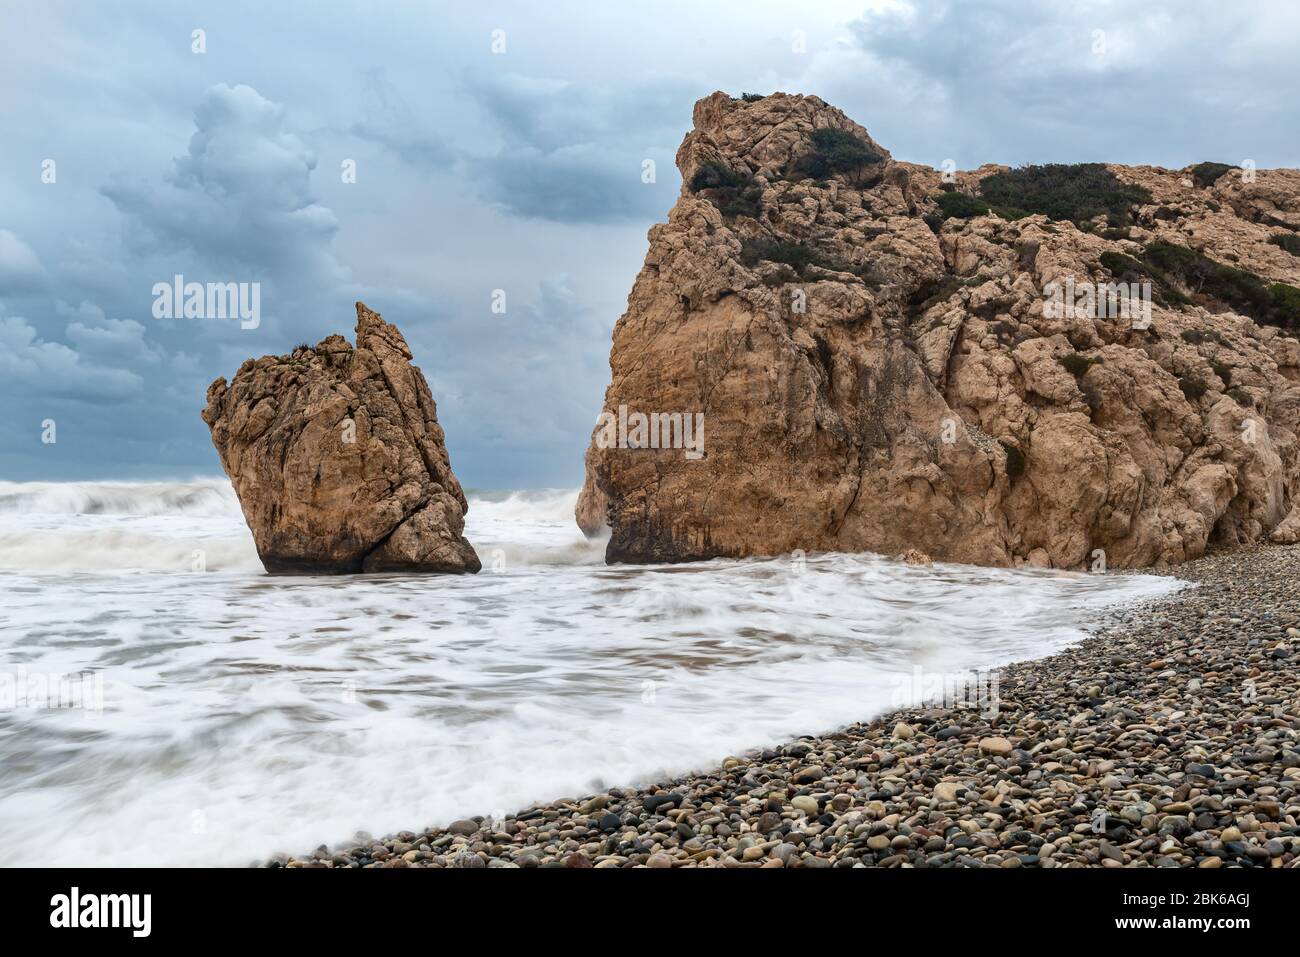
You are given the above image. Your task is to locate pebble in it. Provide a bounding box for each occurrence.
[934,782,962,802]
[272,544,1300,870]
[791,795,820,816]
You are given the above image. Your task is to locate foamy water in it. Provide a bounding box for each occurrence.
[0,480,1182,866]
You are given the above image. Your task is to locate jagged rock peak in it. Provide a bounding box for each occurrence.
[203,301,481,575]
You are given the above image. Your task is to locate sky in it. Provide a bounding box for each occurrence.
[1,0,1297,488]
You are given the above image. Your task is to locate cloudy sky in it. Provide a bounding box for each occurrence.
[2,0,1296,487]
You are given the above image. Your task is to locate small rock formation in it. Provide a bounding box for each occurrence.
[578,91,1300,568]
[203,302,480,574]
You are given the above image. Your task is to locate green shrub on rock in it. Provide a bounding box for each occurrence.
[1190,162,1236,188]
[740,238,818,276]
[978,163,1152,224]
[689,162,746,192]
[1269,233,1300,257]
[791,128,883,185]
[690,163,765,221]
[935,191,991,219]
[1179,376,1209,401]
[1105,241,1298,333]
[931,191,1028,223]
[1271,283,1300,331]
[1144,241,1285,326]
[1059,353,1099,377]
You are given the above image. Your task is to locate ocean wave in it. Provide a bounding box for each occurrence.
[0,479,242,517]
[465,488,581,524]
[0,480,592,573]
[0,528,263,573]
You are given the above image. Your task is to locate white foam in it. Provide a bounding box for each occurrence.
[0,480,1183,866]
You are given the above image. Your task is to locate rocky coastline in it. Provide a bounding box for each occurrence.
[578,92,1300,570]
[269,542,1300,869]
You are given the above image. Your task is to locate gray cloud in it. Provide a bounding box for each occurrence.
[463,72,688,223]
[0,314,143,402]
[0,229,47,293]
[102,83,346,284]
[346,69,456,169]
[836,0,1300,168]
[1,0,1295,485]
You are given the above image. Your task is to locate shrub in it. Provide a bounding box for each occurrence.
[1100,250,1144,278]
[1059,352,1099,377]
[1227,387,1252,406]
[739,92,765,102]
[931,191,1029,223]
[978,163,1152,223]
[739,238,876,283]
[1101,248,1189,307]
[1271,282,1300,332]
[740,238,818,276]
[689,162,745,192]
[690,162,765,221]
[1181,329,1222,345]
[1179,376,1208,401]
[1145,241,1273,319]
[1269,233,1300,256]
[791,128,883,184]
[1210,360,1232,386]
[1190,162,1236,188]
[1115,241,1298,332]
[717,186,764,219]
[1000,441,1026,478]
[910,275,985,313]
[1153,206,1182,221]
[935,191,991,219]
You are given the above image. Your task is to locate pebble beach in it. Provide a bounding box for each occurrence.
[272,543,1300,869]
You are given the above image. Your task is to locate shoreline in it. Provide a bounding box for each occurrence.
[270,543,1300,868]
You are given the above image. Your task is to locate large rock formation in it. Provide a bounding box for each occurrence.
[203,302,480,574]
[578,91,1300,568]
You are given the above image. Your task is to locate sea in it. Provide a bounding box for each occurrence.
[0,479,1183,866]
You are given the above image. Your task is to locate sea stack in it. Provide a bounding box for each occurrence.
[203,301,481,574]
[577,91,1300,568]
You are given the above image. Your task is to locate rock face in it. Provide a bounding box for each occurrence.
[203,302,480,574]
[578,91,1300,569]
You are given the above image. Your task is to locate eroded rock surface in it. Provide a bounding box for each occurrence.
[578,91,1300,568]
[203,302,480,574]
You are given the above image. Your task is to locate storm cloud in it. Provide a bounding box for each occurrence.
[0,0,1295,485]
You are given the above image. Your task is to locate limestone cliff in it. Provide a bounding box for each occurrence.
[578,92,1300,568]
[204,302,480,574]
